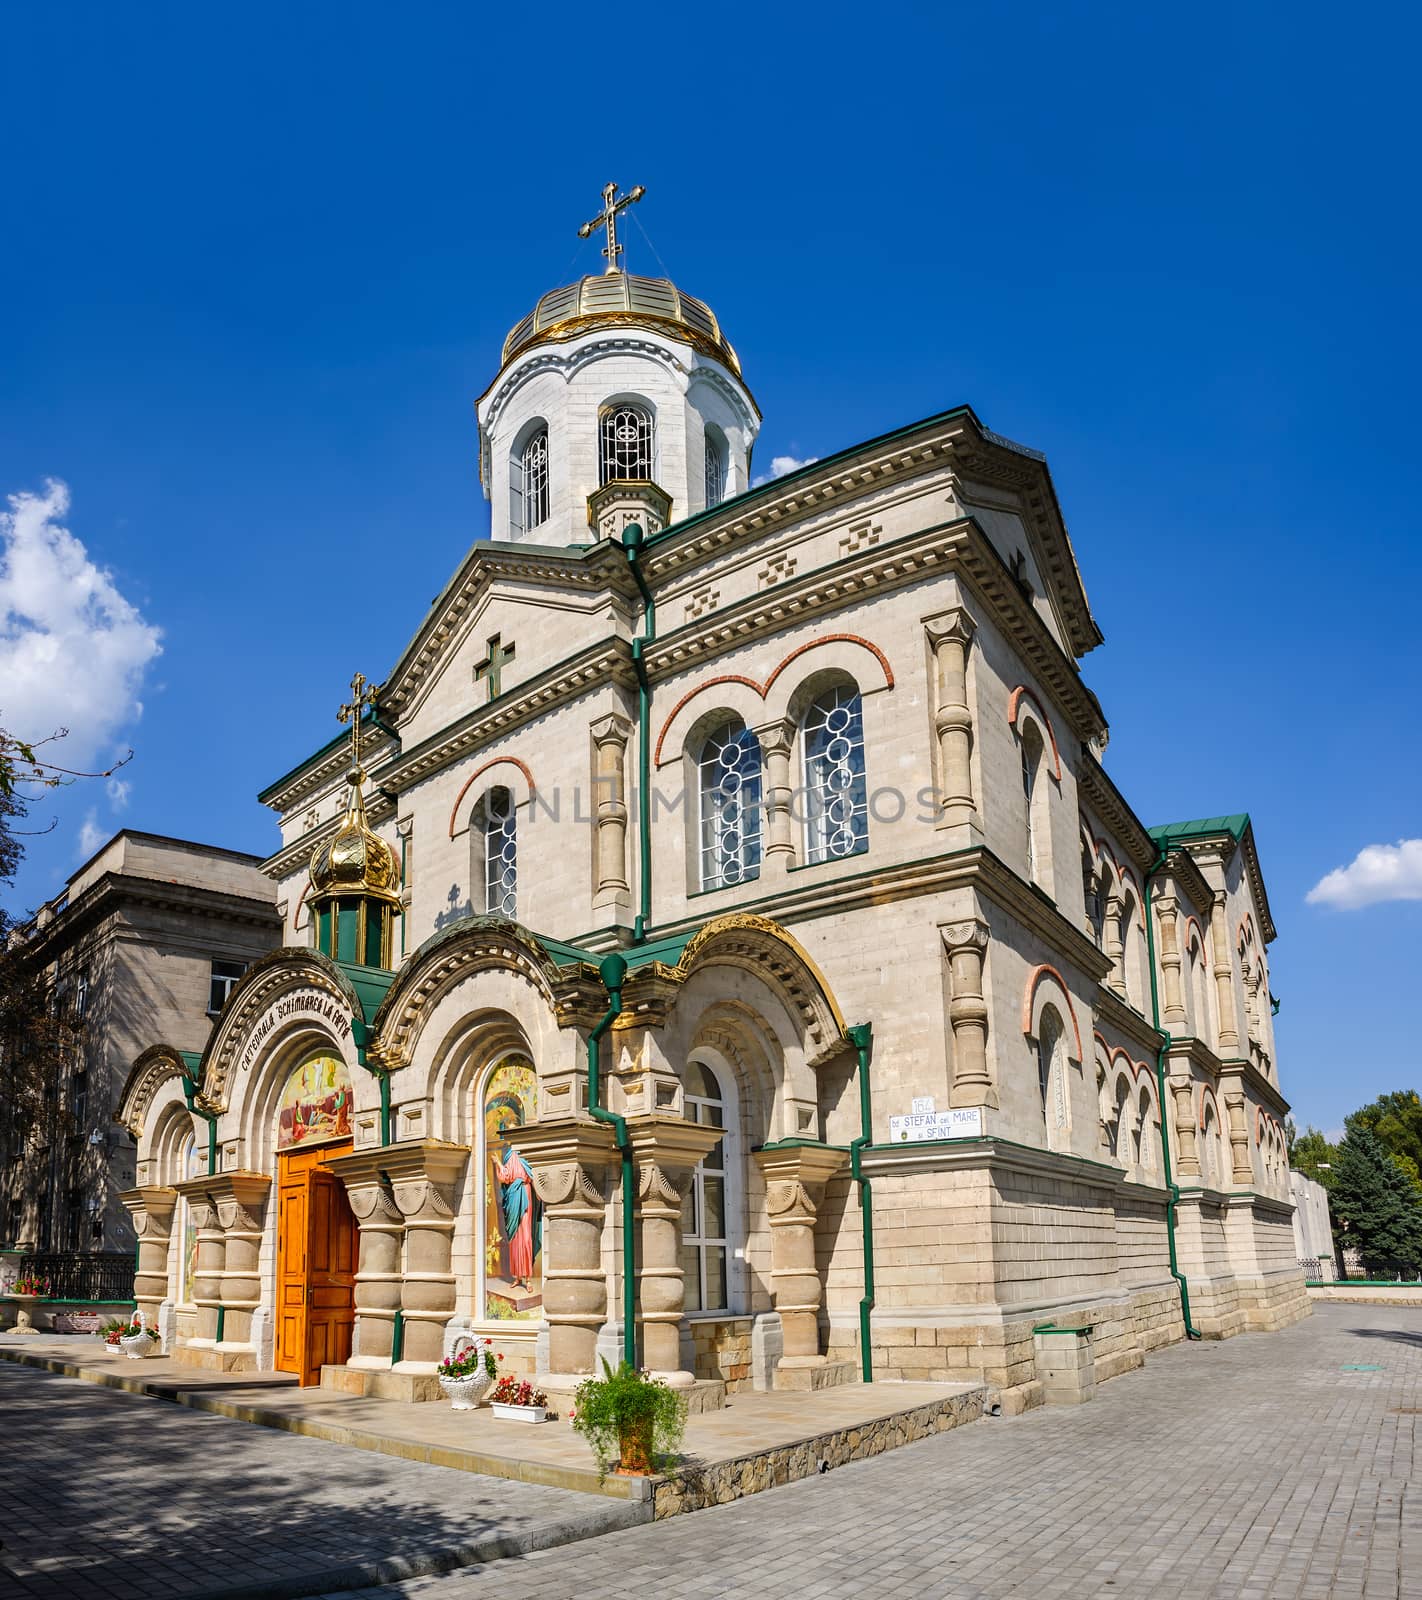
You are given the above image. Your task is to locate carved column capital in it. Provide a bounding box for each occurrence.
[590,711,633,748]
[923,606,977,649]
[940,918,989,953]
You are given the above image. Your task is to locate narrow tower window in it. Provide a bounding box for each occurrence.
[698,720,763,890]
[802,683,868,864]
[704,428,728,508]
[510,428,549,536]
[599,403,654,483]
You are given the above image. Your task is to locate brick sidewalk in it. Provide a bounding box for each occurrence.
[0,1361,642,1600]
[319,1302,1422,1600]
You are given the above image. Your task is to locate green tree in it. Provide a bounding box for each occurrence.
[1345,1092,1422,1197]
[1330,1126,1422,1274]
[1288,1122,1339,1192]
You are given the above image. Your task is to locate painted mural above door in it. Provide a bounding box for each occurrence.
[277,1052,354,1151]
[483,1054,541,1321]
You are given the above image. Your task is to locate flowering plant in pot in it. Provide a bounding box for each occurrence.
[118,1310,162,1359]
[571,1359,688,1478]
[11,1275,49,1297]
[489,1374,551,1423]
[97,1317,130,1352]
[437,1337,499,1409]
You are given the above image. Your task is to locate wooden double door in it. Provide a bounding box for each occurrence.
[276,1140,357,1385]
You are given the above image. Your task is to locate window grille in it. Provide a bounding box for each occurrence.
[697,721,763,890]
[704,430,727,508]
[802,685,868,863]
[599,404,654,483]
[511,428,549,536]
[680,1061,729,1314]
[481,787,518,919]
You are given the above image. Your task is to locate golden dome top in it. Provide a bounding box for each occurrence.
[308,768,402,907]
[500,273,741,377]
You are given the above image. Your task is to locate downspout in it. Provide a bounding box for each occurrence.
[845,1023,876,1382]
[1144,847,1202,1340]
[351,1019,390,1147]
[589,952,637,1368]
[180,1067,219,1177]
[621,523,655,945]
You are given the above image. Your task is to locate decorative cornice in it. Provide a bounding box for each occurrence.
[1077,755,1156,875]
[1092,986,1163,1055]
[1217,1056,1290,1118]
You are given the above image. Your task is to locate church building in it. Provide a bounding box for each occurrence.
[118,185,1306,1413]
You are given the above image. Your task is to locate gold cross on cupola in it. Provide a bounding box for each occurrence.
[475,633,515,702]
[337,671,380,773]
[577,181,645,275]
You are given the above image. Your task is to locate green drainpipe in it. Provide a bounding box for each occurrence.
[391,1308,405,1364]
[622,522,655,945]
[846,1023,876,1382]
[589,952,637,1368]
[352,1020,390,1146]
[1144,847,1202,1340]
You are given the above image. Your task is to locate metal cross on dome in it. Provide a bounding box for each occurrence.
[337,671,380,774]
[578,181,646,275]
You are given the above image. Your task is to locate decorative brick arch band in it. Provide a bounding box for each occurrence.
[1007,685,1062,779]
[1022,963,1084,1060]
[447,756,538,838]
[653,633,894,765]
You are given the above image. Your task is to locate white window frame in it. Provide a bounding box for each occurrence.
[801,683,868,865]
[599,403,655,483]
[478,787,517,919]
[704,428,728,508]
[681,1059,741,1317]
[697,720,763,891]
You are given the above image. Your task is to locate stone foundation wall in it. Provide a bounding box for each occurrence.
[688,1316,753,1392]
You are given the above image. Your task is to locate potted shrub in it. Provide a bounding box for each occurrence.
[437,1336,498,1409]
[489,1374,551,1423]
[571,1359,688,1477]
[117,1310,162,1359]
[96,1317,130,1354]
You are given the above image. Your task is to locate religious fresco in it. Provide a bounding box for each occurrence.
[483,1056,541,1320]
[276,1052,353,1151]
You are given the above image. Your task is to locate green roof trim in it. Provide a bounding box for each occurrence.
[529,926,699,973]
[333,959,399,1021]
[1148,814,1251,845]
[179,1050,203,1080]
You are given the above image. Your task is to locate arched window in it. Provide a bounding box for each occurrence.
[476,787,517,919]
[704,427,728,508]
[1037,1007,1067,1146]
[802,683,868,864]
[1188,937,1212,1045]
[1138,1089,1157,1172]
[697,720,763,890]
[510,427,549,537]
[681,1060,732,1314]
[599,403,654,483]
[1020,722,1045,883]
[1111,1078,1133,1162]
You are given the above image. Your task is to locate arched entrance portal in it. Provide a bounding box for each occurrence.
[273,1051,357,1384]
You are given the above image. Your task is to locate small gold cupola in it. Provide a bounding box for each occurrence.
[308,672,402,969]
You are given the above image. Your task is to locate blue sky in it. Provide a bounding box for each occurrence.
[2,3,1417,1133]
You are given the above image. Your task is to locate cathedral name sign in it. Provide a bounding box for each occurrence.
[239,988,353,1074]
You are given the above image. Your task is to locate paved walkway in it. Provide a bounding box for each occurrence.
[0,1360,642,1600]
[320,1303,1421,1600]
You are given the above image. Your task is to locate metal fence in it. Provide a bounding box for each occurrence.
[18,1251,134,1302]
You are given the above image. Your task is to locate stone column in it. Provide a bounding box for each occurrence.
[385,1142,467,1370]
[626,1116,724,1382]
[591,713,632,913]
[121,1185,178,1328]
[1104,893,1127,998]
[1154,893,1187,1025]
[925,609,978,831]
[1171,1081,1201,1177]
[756,719,795,869]
[176,1183,226,1346]
[1209,897,1240,1053]
[517,1119,620,1377]
[212,1174,271,1348]
[753,1144,847,1382]
[942,920,996,1108]
[328,1150,404,1368]
[1224,1091,1252,1184]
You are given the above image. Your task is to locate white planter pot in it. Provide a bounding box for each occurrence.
[491,1402,549,1423]
[119,1335,162,1360]
[439,1369,493,1411]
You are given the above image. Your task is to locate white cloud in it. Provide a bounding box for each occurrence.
[753,454,819,488]
[0,479,162,766]
[1306,839,1422,910]
[76,808,106,860]
[105,777,131,809]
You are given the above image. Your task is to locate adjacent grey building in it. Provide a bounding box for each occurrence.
[1,831,280,1253]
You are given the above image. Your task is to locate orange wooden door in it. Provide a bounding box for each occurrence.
[274,1141,355,1384]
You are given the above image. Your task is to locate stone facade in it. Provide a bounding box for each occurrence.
[4,831,279,1255]
[120,237,1307,1407]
